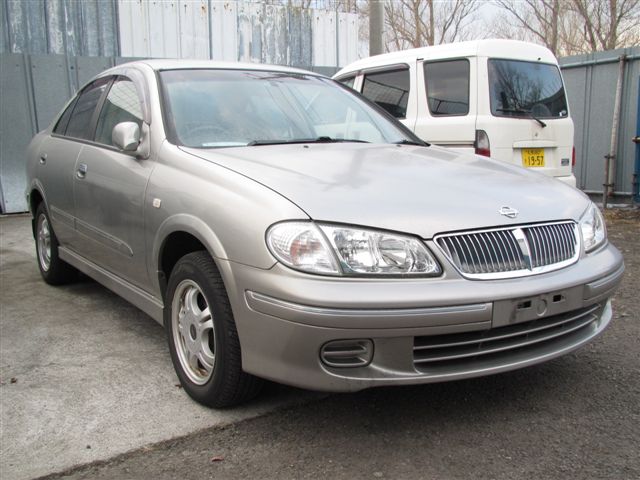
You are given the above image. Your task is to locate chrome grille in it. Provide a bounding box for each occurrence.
[435,222,578,279]
[413,304,600,370]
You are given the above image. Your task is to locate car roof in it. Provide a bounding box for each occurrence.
[111,59,321,77]
[334,39,558,78]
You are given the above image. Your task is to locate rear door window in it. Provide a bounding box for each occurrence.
[361,68,410,118]
[488,59,568,118]
[65,77,112,139]
[424,59,470,116]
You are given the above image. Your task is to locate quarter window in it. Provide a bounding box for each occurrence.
[65,77,111,139]
[362,68,410,118]
[424,60,470,116]
[337,76,356,89]
[53,99,76,135]
[94,78,144,146]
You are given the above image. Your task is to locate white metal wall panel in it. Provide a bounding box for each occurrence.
[118,0,149,57]
[313,10,337,68]
[148,1,180,58]
[178,0,210,59]
[337,11,357,67]
[210,1,237,61]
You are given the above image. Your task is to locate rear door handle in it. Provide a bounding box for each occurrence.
[76,163,88,179]
[39,154,47,165]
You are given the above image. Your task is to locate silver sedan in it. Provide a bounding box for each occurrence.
[26,60,624,407]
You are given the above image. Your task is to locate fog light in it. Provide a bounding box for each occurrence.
[320,339,373,368]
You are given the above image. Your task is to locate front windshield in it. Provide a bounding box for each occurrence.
[488,59,568,119]
[159,69,417,148]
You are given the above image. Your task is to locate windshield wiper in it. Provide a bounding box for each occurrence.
[393,139,428,146]
[496,108,547,128]
[247,136,370,146]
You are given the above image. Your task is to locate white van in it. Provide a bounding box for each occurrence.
[333,39,576,186]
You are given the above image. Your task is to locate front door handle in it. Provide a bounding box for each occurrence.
[633,136,640,144]
[76,163,88,179]
[39,154,47,165]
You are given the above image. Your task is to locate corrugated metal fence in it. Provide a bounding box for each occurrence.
[559,47,640,198]
[0,0,357,213]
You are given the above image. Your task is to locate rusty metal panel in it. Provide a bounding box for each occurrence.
[210,0,237,61]
[178,0,210,59]
[75,56,114,89]
[1,1,8,54]
[288,7,312,67]
[263,4,287,65]
[0,54,34,213]
[560,47,640,195]
[29,54,71,131]
[2,0,119,56]
[4,0,47,54]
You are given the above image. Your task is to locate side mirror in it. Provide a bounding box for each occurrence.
[112,122,140,152]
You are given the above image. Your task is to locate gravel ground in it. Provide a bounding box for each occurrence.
[40,209,640,480]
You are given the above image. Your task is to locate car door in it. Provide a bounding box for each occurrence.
[36,77,112,249]
[73,76,154,290]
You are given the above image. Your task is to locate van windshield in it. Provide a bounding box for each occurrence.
[488,59,568,119]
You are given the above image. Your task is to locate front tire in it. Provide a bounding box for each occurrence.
[165,251,263,408]
[34,203,76,285]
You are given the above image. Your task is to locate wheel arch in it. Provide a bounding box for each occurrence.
[154,214,233,302]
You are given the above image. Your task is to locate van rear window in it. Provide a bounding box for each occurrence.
[424,59,470,116]
[488,59,568,119]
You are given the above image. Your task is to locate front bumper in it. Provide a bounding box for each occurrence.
[223,242,623,392]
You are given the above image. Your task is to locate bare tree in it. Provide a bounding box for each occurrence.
[384,0,482,51]
[492,0,640,55]
[492,0,562,54]
[571,0,640,52]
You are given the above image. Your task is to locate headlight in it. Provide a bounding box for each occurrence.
[267,222,441,276]
[579,202,606,252]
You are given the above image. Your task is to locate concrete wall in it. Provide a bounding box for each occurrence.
[559,47,640,197]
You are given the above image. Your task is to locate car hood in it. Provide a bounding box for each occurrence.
[182,144,589,239]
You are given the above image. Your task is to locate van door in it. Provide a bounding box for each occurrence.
[414,58,476,153]
[477,57,574,182]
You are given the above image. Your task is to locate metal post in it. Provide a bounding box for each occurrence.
[369,0,383,56]
[603,54,627,209]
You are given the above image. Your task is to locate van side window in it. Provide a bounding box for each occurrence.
[337,76,356,89]
[424,60,470,116]
[362,68,410,119]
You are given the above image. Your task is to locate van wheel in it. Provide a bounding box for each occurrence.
[165,251,263,408]
[34,204,76,285]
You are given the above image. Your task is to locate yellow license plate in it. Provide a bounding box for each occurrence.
[522,148,545,167]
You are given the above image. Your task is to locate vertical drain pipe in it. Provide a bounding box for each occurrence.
[603,54,627,208]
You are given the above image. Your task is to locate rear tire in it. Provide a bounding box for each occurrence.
[34,203,77,285]
[165,251,263,408]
